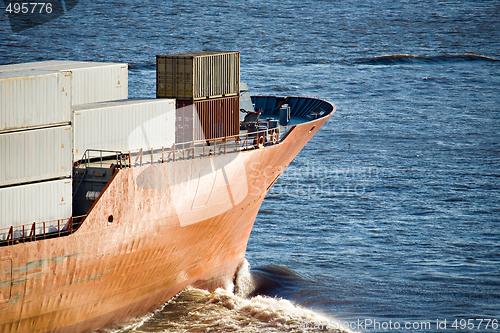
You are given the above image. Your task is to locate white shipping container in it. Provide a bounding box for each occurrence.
[0,178,72,232]
[36,62,128,105]
[0,125,72,187]
[0,60,128,106]
[0,70,72,132]
[73,99,176,160]
[0,60,82,72]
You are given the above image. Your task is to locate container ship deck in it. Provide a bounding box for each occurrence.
[0,51,335,333]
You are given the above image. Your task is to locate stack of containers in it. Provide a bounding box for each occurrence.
[156,51,240,143]
[72,99,175,160]
[0,61,128,235]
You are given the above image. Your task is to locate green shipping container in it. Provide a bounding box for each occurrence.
[157,51,240,100]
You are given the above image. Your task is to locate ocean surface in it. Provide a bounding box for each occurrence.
[1,0,499,332]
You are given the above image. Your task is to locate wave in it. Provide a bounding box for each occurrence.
[242,263,312,298]
[103,260,350,333]
[356,53,499,65]
[109,288,349,333]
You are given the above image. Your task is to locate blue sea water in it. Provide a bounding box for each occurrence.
[1,0,499,332]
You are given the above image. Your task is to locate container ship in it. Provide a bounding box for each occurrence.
[0,51,335,333]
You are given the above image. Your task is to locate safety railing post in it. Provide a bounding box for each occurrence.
[188,141,195,159]
[30,222,36,241]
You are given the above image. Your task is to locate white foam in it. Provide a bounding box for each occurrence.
[234,258,256,298]
[101,260,351,333]
[204,287,351,332]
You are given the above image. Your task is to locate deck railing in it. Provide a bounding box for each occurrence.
[0,215,86,246]
[77,149,128,169]
[126,125,294,167]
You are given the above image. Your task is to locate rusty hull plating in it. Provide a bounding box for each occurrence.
[0,111,333,333]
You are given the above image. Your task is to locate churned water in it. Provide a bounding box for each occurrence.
[1,0,499,332]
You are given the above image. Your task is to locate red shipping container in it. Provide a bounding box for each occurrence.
[175,96,239,143]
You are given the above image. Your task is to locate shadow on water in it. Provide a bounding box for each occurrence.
[246,264,312,298]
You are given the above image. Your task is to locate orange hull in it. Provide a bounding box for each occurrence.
[0,114,332,333]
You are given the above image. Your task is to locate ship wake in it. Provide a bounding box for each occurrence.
[100,260,350,333]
